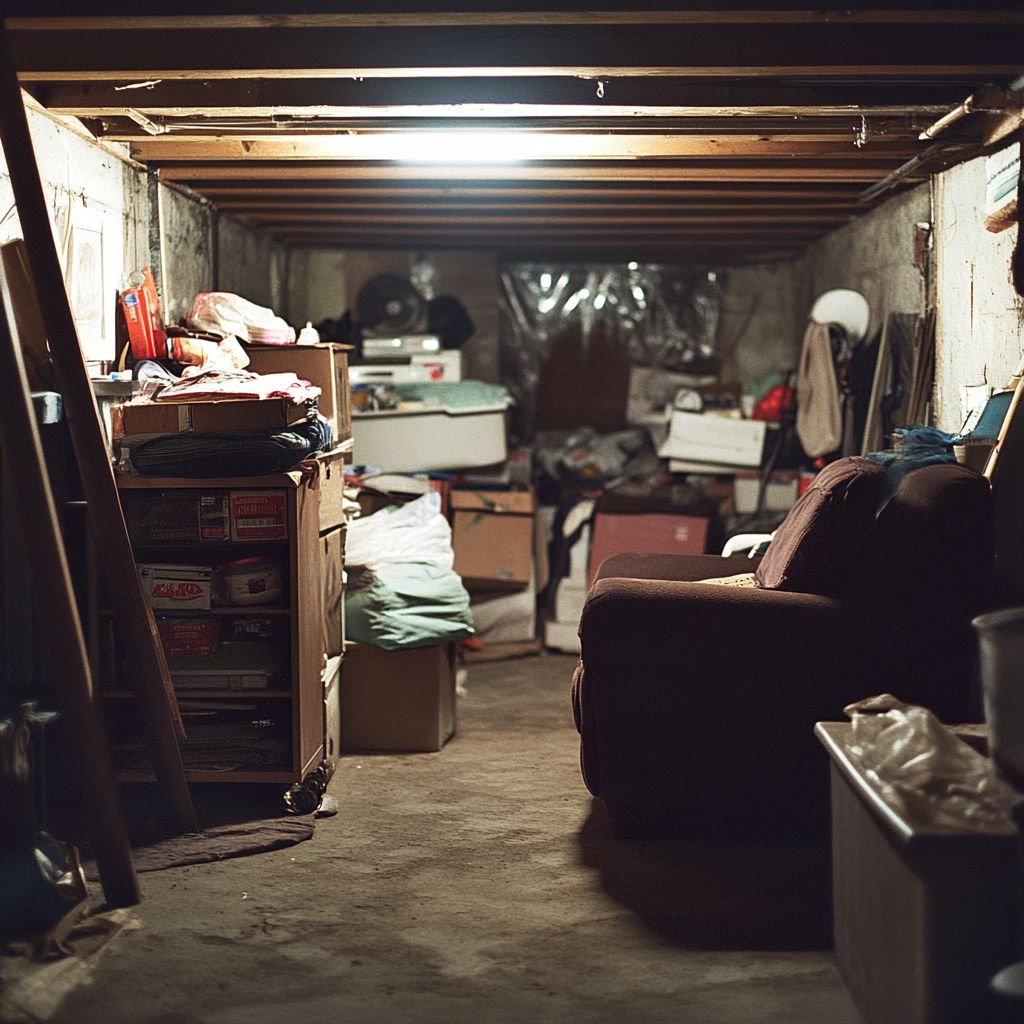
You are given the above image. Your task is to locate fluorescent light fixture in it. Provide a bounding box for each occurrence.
[396,131,529,163]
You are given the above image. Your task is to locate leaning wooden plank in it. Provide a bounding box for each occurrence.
[0,286,139,907]
[0,238,55,392]
[0,27,196,833]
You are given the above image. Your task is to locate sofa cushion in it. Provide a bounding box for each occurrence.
[755,456,888,594]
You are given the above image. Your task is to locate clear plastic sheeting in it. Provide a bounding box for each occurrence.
[844,693,1017,835]
[500,263,723,442]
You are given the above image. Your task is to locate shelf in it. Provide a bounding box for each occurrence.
[130,538,289,550]
[100,606,291,618]
[102,689,292,699]
[115,769,298,784]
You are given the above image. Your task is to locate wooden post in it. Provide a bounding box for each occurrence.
[0,26,195,832]
[0,286,139,907]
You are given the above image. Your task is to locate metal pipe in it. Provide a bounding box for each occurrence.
[919,96,974,140]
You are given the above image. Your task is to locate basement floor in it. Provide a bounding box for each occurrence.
[1,651,860,1024]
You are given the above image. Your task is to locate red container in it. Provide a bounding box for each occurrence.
[120,267,166,360]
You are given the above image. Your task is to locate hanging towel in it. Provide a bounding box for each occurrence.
[795,321,842,458]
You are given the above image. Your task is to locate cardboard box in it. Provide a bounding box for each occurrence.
[245,342,352,442]
[122,396,310,437]
[138,563,213,611]
[658,411,767,468]
[469,581,537,644]
[316,449,347,533]
[157,618,221,657]
[229,490,288,541]
[341,642,455,752]
[732,471,799,515]
[588,511,709,585]
[544,618,581,654]
[321,527,345,657]
[323,655,342,763]
[350,402,508,473]
[124,491,230,544]
[451,488,536,590]
[554,581,587,625]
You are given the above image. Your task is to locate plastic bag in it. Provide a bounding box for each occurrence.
[186,292,295,344]
[844,694,1016,834]
[344,563,474,650]
[345,493,454,570]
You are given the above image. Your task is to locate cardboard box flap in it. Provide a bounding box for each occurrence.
[450,488,535,515]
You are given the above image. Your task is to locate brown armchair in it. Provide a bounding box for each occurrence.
[571,460,994,838]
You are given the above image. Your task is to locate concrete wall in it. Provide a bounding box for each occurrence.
[797,185,931,345]
[287,248,501,381]
[933,147,1024,432]
[217,214,288,314]
[718,261,802,386]
[0,105,143,363]
[0,99,287,355]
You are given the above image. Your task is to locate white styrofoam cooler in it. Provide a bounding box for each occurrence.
[352,403,508,472]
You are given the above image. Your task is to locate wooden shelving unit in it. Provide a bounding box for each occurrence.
[109,470,326,784]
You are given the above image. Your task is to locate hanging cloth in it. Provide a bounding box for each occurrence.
[795,321,842,458]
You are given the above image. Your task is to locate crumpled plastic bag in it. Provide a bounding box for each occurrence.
[844,693,1017,834]
[345,492,454,571]
[186,292,295,344]
[344,563,474,651]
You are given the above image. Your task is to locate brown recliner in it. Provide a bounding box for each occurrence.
[571,460,994,838]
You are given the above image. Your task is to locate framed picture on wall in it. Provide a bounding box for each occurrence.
[61,201,122,363]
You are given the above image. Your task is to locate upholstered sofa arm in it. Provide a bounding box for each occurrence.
[593,551,758,585]
[580,574,848,669]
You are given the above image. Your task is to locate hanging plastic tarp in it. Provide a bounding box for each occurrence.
[499,263,724,442]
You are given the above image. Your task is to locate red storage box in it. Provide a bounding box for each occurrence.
[588,511,709,586]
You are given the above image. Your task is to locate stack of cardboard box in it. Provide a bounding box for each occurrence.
[451,487,548,659]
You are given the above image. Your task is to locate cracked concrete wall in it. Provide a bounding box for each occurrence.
[796,185,931,349]
[934,147,1024,432]
[0,103,289,352]
[0,106,147,363]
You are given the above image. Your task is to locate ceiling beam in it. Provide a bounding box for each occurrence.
[155,162,926,184]
[214,199,860,213]
[126,135,922,162]
[9,22,1022,81]
[238,210,847,225]
[10,12,1024,30]
[190,184,867,201]
[34,78,971,119]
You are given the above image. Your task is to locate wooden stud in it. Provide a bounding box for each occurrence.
[0,281,140,908]
[0,27,196,834]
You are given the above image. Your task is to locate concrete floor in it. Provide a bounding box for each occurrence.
[1,651,861,1024]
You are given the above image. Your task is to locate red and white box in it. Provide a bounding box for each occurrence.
[138,564,213,611]
[157,618,221,657]
[229,490,287,541]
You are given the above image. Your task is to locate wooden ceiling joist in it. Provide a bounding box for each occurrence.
[154,162,924,184]
[8,21,1022,81]
[33,77,977,120]
[7,7,1021,263]
[127,135,923,162]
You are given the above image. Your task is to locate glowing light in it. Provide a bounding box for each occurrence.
[393,132,530,163]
